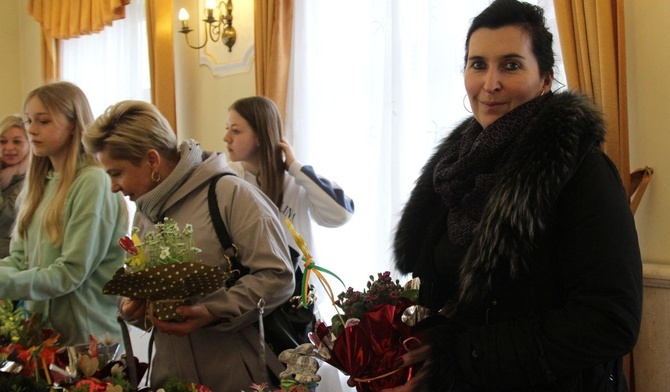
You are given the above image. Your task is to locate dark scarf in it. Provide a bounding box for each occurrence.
[433,94,550,246]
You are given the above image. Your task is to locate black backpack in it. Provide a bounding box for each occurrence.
[207,173,316,356]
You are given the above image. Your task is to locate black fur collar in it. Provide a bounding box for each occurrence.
[392,91,605,303]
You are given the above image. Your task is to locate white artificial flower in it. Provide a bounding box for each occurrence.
[98,332,118,346]
[160,246,171,260]
[110,363,124,376]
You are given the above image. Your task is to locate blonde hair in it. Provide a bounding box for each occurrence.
[0,114,27,137]
[16,82,98,245]
[0,114,28,170]
[83,100,179,164]
[229,96,285,207]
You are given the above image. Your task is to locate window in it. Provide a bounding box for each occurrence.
[59,0,151,233]
[287,1,564,291]
[59,0,150,118]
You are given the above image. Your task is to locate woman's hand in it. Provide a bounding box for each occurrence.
[149,303,218,337]
[279,137,296,170]
[380,345,431,392]
[381,376,425,392]
[120,298,146,321]
[343,345,432,392]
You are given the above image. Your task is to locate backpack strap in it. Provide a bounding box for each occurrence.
[208,173,287,381]
[208,173,250,278]
[117,316,139,390]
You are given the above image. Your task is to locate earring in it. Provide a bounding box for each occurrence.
[540,90,546,97]
[462,94,473,114]
[151,171,161,182]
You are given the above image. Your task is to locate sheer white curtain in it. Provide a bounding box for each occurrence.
[59,0,150,118]
[287,0,562,294]
[59,0,151,234]
[59,0,152,369]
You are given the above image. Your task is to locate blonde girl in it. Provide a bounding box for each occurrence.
[0,81,126,345]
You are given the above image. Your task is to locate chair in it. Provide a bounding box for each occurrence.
[624,165,653,392]
[628,166,653,215]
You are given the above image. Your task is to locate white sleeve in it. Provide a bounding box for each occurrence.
[287,161,355,227]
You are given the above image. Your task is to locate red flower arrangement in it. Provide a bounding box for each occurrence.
[281,221,424,392]
[311,272,420,392]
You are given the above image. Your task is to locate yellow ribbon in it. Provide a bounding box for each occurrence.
[284,218,345,309]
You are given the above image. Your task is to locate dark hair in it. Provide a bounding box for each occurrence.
[229,96,285,207]
[465,0,555,77]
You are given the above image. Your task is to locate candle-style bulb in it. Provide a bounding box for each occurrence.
[178,8,189,21]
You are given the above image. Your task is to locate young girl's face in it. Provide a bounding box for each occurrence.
[0,127,30,167]
[223,109,260,163]
[24,96,74,170]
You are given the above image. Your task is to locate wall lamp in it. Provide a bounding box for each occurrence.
[178,0,236,52]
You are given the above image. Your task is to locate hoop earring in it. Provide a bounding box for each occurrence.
[462,94,473,114]
[553,79,566,92]
[151,171,161,183]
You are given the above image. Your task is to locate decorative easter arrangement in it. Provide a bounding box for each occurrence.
[103,218,231,322]
[281,220,425,392]
[0,300,147,391]
[310,272,421,392]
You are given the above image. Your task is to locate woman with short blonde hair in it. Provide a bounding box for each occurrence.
[0,114,30,257]
[83,100,179,165]
[84,99,294,391]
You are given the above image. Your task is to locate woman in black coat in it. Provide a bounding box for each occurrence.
[389,1,642,391]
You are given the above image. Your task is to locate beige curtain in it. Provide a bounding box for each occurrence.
[145,0,177,133]
[27,0,130,82]
[254,0,293,121]
[38,27,59,82]
[554,0,630,192]
[554,2,635,388]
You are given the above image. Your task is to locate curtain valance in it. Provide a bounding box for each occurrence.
[28,0,130,39]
